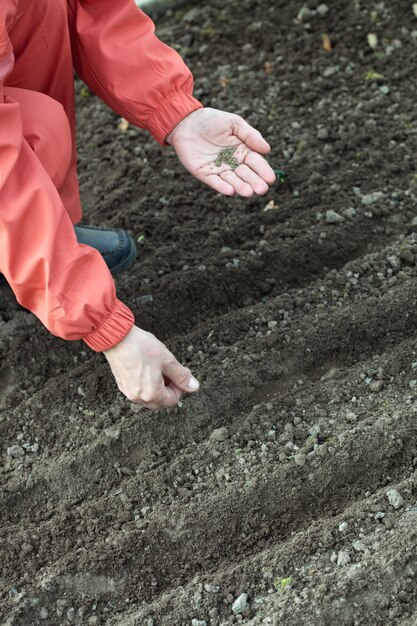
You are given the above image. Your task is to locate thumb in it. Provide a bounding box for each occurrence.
[163,359,200,393]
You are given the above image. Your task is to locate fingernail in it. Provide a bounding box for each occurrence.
[187,376,200,391]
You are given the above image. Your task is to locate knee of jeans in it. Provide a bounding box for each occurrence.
[22,94,73,190]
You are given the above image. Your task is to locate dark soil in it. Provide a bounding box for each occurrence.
[1,0,417,625]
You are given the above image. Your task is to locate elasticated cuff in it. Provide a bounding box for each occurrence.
[147,90,203,145]
[83,298,135,351]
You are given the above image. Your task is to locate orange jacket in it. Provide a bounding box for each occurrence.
[0,0,202,351]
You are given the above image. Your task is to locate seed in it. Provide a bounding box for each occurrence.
[214,147,239,170]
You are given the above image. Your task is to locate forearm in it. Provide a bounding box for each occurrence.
[68,0,203,144]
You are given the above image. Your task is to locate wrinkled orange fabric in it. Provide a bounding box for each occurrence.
[0,0,202,351]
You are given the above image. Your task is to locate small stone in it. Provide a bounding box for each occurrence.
[317,128,329,140]
[88,617,100,626]
[316,4,329,16]
[104,427,121,440]
[39,607,49,620]
[367,33,378,49]
[379,85,390,95]
[232,593,248,614]
[297,6,313,21]
[369,380,384,392]
[7,445,25,459]
[204,583,220,593]
[409,380,417,388]
[361,191,385,205]
[344,207,357,219]
[267,320,278,330]
[294,453,307,467]
[338,522,348,532]
[325,210,344,224]
[386,488,404,509]
[191,620,207,626]
[210,427,229,442]
[337,551,351,567]
[136,295,154,305]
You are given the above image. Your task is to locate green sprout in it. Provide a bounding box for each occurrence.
[136,234,146,244]
[80,84,90,97]
[365,70,384,82]
[274,168,287,183]
[274,577,293,591]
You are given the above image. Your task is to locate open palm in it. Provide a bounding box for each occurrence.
[166,107,276,196]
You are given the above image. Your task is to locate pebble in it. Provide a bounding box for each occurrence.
[369,380,384,392]
[191,620,207,626]
[338,522,348,533]
[104,427,121,440]
[232,593,248,614]
[344,207,357,220]
[361,191,385,205]
[297,6,314,21]
[294,453,307,467]
[210,427,229,442]
[204,583,220,593]
[386,488,404,509]
[39,607,49,620]
[88,617,100,626]
[136,295,154,305]
[317,128,329,140]
[325,210,344,224]
[337,551,351,567]
[7,444,25,459]
[379,85,390,95]
[316,3,329,16]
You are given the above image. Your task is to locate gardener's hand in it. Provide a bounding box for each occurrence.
[166,107,276,197]
[103,325,199,409]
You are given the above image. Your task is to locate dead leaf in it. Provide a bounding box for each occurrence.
[219,76,229,89]
[264,61,273,74]
[263,200,279,212]
[321,33,332,52]
[118,117,129,132]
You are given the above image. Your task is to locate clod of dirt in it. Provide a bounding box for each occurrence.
[210,426,230,442]
[231,592,248,614]
[386,488,405,509]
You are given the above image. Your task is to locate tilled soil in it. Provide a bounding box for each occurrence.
[1,0,417,625]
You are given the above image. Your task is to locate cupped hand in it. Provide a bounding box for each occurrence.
[166,107,276,197]
[104,325,199,410]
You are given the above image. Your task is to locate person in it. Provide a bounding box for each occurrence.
[0,0,276,410]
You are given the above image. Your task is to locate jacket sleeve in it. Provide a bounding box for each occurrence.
[0,21,134,352]
[68,0,203,144]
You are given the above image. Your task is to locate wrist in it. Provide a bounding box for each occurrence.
[166,107,204,146]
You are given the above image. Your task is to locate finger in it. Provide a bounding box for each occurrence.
[235,163,270,195]
[160,383,183,408]
[140,384,182,410]
[163,359,200,393]
[233,117,271,154]
[220,170,254,197]
[243,151,277,185]
[141,401,160,411]
[201,173,236,196]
